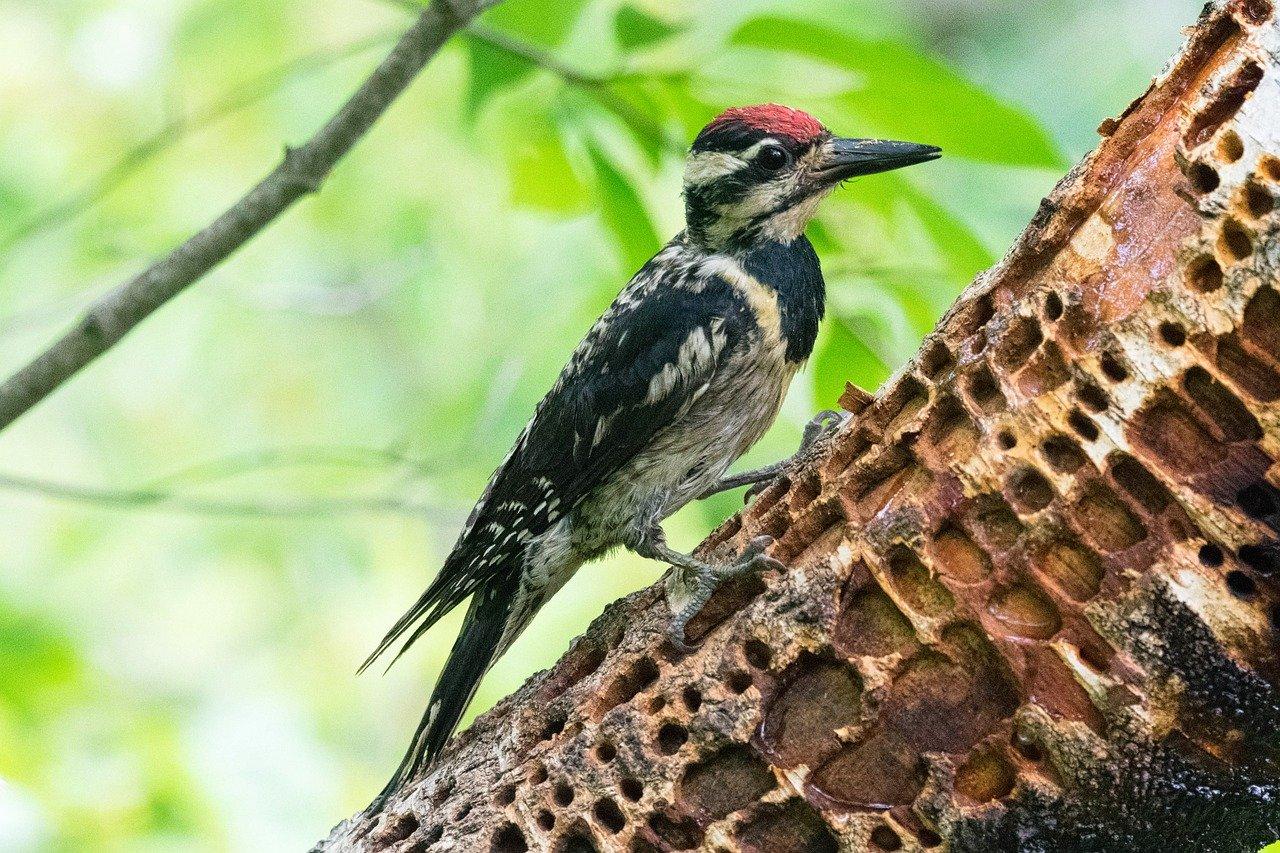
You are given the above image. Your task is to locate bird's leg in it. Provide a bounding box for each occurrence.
[632,524,782,653]
[698,409,852,502]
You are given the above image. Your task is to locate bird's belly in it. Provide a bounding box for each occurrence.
[572,352,797,549]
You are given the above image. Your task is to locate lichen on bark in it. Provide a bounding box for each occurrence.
[321,2,1280,850]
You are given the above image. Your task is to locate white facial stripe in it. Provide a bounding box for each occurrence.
[736,137,779,160]
[683,151,743,185]
[683,136,787,186]
[758,190,828,242]
[683,132,833,246]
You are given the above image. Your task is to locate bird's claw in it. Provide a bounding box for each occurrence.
[799,409,851,453]
[742,479,771,504]
[666,536,781,653]
[739,411,850,506]
[737,409,855,502]
[736,534,779,566]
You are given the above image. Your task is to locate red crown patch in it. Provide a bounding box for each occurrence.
[704,104,825,143]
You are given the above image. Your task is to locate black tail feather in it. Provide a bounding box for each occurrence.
[357,554,479,676]
[368,587,511,811]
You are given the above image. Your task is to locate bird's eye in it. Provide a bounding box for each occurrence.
[756,145,791,171]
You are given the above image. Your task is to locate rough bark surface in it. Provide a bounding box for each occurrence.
[322,2,1280,850]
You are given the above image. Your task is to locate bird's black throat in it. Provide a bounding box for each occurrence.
[740,235,826,363]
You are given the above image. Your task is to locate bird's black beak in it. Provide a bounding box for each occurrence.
[812,137,941,184]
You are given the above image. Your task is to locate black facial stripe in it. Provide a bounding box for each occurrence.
[691,124,819,157]
[686,147,813,210]
[686,172,753,206]
[684,173,766,250]
[685,172,812,250]
[683,128,829,250]
[691,122,767,153]
[684,201,719,246]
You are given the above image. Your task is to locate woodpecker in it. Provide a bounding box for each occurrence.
[362,104,939,805]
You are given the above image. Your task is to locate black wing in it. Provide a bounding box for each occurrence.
[361,270,750,671]
[523,278,749,498]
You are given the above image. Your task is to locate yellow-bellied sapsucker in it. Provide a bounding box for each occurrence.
[362,104,939,804]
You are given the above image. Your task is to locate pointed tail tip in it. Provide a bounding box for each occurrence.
[356,641,393,676]
[362,787,397,821]
[356,636,415,677]
[355,649,381,676]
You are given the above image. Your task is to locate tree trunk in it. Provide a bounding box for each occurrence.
[320,2,1280,849]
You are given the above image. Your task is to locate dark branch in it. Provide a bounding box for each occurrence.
[0,0,500,434]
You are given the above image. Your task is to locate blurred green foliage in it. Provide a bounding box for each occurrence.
[0,0,1204,849]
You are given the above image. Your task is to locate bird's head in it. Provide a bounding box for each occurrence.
[682,104,940,251]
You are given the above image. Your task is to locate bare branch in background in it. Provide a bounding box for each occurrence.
[0,469,453,520]
[0,0,504,434]
[0,5,672,340]
[0,438,474,521]
[7,0,667,268]
[138,443,440,490]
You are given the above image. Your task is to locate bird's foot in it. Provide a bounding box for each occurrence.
[799,408,852,453]
[739,409,851,502]
[665,535,782,653]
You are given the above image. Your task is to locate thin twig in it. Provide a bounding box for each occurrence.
[380,0,674,153]
[0,469,454,519]
[0,30,398,255]
[0,288,101,340]
[464,23,608,88]
[139,443,439,491]
[0,0,502,434]
[0,442,458,519]
[464,24,674,154]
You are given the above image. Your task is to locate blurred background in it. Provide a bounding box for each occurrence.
[0,0,1203,848]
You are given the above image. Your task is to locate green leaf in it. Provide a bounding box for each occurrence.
[813,316,891,404]
[619,70,719,141]
[897,182,995,283]
[731,17,1066,169]
[0,602,83,721]
[805,217,842,255]
[462,35,537,118]
[463,0,590,115]
[575,79,671,166]
[479,0,588,47]
[586,142,661,273]
[509,126,591,213]
[856,171,995,284]
[615,5,680,51]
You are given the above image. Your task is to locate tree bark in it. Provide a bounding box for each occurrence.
[321,1,1280,849]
